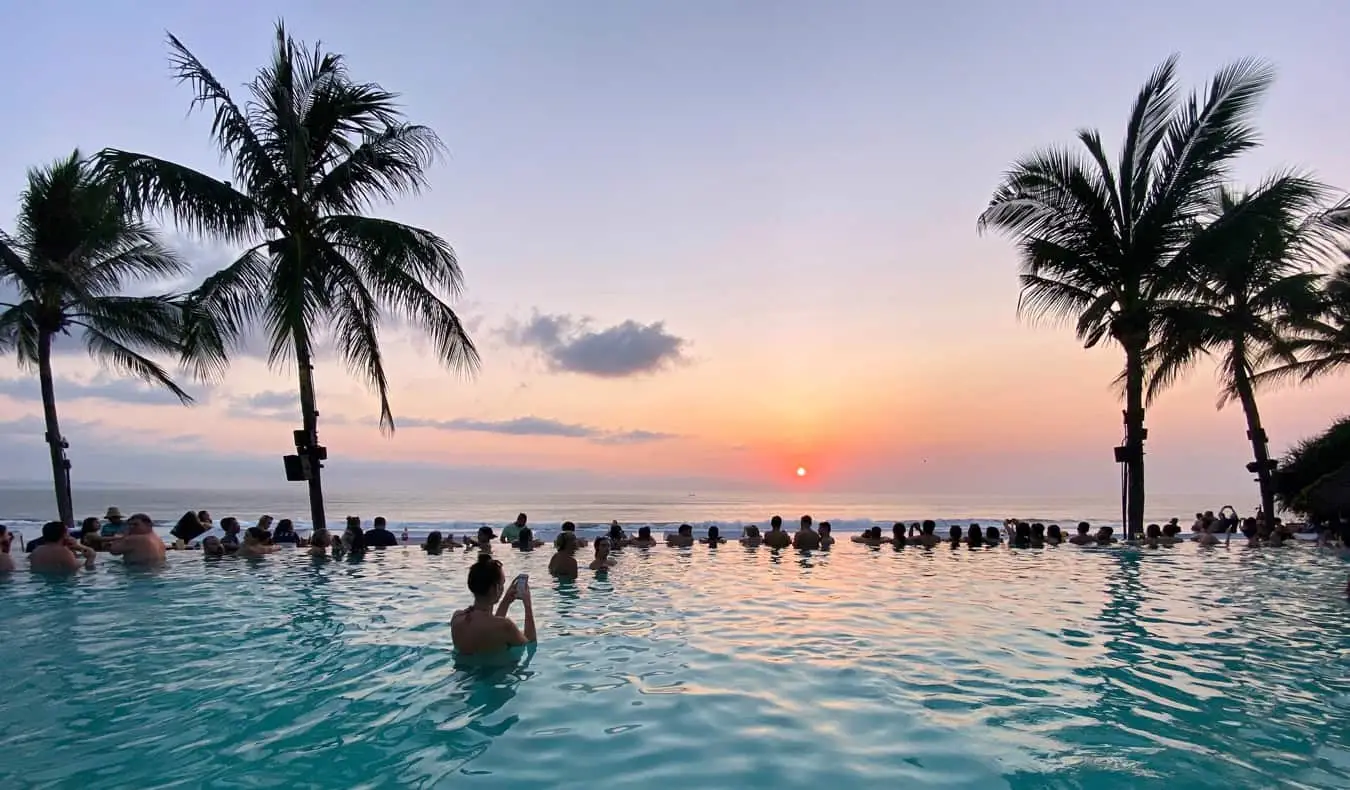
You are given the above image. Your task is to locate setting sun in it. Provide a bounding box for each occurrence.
[796,466,807,477]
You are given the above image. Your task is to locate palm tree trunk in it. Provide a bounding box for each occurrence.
[295,336,327,532]
[37,330,74,527]
[1232,365,1276,524]
[1123,342,1147,539]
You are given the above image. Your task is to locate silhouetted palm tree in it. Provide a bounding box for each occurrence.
[0,151,192,526]
[1140,175,1336,522]
[98,24,479,531]
[978,56,1275,537]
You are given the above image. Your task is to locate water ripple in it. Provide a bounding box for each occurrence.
[0,544,1347,788]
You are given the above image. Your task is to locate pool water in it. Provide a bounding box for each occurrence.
[2,543,1348,789]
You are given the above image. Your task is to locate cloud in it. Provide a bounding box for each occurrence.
[0,375,205,406]
[500,312,688,377]
[397,415,675,445]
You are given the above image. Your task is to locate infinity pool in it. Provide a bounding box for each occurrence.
[2,544,1348,789]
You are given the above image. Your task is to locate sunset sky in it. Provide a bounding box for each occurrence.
[2,0,1349,496]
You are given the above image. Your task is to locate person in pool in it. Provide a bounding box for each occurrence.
[764,516,791,549]
[30,521,96,573]
[78,517,104,551]
[170,511,205,546]
[501,513,527,544]
[701,526,726,546]
[308,529,332,557]
[108,513,166,567]
[271,519,299,546]
[629,526,658,548]
[739,525,762,546]
[549,532,579,578]
[852,526,885,545]
[967,524,984,548]
[515,527,545,551]
[1045,525,1063,546]
[101,507,128,539]
[452,554,536,655]
[0,526,14,572]
[236,527,278,559]
[984,526,1001,546]
[466,526,496,550]
[1095,526,1116,545]
[590,536,616,570]
[553,521,589,549]
[818,522,835,549]
[667,524,695,548]
[423,531,446,555]
[792,515,821,550]
[607,521,628,546]
[891,523,908,548]
[1069,523,1095,546]
[220,517,243,553]
[914,521,941,549]
[948,525,963,548]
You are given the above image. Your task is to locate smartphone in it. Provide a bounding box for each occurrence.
[513,573,529,595]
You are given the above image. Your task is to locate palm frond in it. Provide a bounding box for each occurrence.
[78,320,193,405]
[180,244,271,380]
[0,300,40,365]
[96,150,260,243]
[313,124,443,213]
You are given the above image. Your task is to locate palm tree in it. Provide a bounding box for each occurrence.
[1139,174,1335,523]
[978,56,1275,538]
[0,151,193,526]
[97,23,479,532]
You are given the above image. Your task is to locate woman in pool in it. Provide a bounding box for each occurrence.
[948,525,963,548]
[423,531,445,555]
[171,511,206,546]
[984,525,1001,546]
[466,526,496,551]
[608,521,628,546]
[818,522,835,549]
[1045,525,1063,546]
[1030,523,1046,547]
[236,527,277,558]
[1142,523,1162,549]
[740,525,762,546]
[700,526,726,546]
[1095,526,1116,545]
[630,526,658,548]
[549,532,579,578]
[967,524,984,548]
[590,537,616,570]
[451,553,536,655]
[891,523,908,548]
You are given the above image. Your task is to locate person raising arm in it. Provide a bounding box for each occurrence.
[451,554,537,655]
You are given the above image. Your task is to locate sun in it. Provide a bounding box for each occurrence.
[796,466,807,477]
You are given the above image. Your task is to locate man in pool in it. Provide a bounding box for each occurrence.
[30,521,96,573]
[764,516,791,549]
[365,516,399,548]
[101,506,128,538]
[501,513,527,544]
[107,513,166,567]
[792,515,821,550]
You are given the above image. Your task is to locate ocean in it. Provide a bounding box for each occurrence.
[0,485,1256,540]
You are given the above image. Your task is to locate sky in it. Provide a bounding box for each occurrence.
[1,0,1349,498]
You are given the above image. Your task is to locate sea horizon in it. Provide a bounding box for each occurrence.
[0,484,1257,535]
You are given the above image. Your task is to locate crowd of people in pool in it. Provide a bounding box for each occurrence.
[4,504,1349,574]
[3,506,1348,652]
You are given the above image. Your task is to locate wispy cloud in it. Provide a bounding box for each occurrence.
[398,415,675,444]
[0,375,205,406]
[500,311,688,378]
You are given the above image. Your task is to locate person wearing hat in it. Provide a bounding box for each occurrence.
[100,507,128,538]
[466,525,496,550]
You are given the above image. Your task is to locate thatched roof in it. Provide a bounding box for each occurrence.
[1298,463,1350,516]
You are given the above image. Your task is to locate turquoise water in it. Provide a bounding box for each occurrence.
[2,544,1348,789]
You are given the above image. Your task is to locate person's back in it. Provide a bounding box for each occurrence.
[667,525,695,547]
[31,522,95,573]
[764,526,790,549]
[549,533,579,578]
[1069,523,1095,545]
[366,517,399,548]
[916,521,940,548]
[630,526,657,547]
[452,554,536,655]
[793,515,821,550]
[110,514,166,567]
